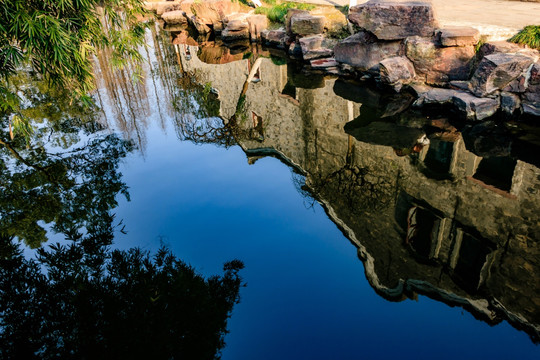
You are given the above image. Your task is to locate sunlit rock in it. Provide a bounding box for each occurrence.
[405,36,475,85]
[435,26,480,47]
[161,10,188,25]
[348,0,439,40]
[334,31,403,71]
[290,14,326,36]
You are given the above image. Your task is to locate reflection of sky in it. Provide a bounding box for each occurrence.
[111,117,539,360]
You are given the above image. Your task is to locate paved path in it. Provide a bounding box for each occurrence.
[291,0,540,39]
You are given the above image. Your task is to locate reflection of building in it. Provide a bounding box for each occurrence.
[179,41,540,342]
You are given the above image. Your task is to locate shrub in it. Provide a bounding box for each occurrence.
[509,25,540,50]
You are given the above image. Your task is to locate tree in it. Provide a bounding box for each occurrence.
[0,0,149,138]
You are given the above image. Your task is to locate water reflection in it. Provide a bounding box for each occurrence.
[166,30,540,342]
[2,21,539,356]
[0,28,244,359]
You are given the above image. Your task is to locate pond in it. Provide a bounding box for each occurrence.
[1,24,539,359]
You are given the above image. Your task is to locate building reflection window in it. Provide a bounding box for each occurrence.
[472,156,517,192]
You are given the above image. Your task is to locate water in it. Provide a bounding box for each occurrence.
[1,25,539,359]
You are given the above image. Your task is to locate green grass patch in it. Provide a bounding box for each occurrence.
[509,25,540,50]
[255,2,316,24]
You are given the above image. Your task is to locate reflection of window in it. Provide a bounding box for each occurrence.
[450,229,493,292]
[473,156,517,192]
[424,139,454,174]
[406,206,443,259]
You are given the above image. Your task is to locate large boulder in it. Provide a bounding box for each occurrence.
[348,0,439,40]
[469,53,535,97]
[435,26,480,47]
[405,36,475,85]
[379,56,416,91]
[247,15,268,42]
[334,31,403,71]
[290,14,326,36]
[161,10,188,25]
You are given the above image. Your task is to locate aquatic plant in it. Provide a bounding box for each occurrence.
[509,25,540,50]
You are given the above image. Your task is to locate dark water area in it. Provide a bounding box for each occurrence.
[1,24,540,359]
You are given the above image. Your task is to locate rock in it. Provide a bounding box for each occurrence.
[379,56,415,91]
[286,9,309,35]
[469,53,535,97]
[348,1,439,40]
[310,6,348,35]
[226,19,248,31]
[190,0,242,26]
[261,29,288,49]
[413,87,457,107]
[502,76,527,93]
[452,92,499,120]
[334,31,403,71]
[522,63,540,116]
[146,1,183,16]
[247,15,268,42]
[299,35,333,60]
[500,92,521,115]
[449,80,470,91]
[311,58,339,68]
[290,14,326,36]
[405,36,475,85]
[221,28,249,42]
[223,12,249,24]
[288,41,302,58]
[477,41,536,59]
[435,26,480,47]
[529,63,540,85]
[188,15,211,34]
[161,10,188,25]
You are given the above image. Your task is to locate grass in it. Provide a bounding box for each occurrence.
[255,1,316,24]
[509,25,540,50]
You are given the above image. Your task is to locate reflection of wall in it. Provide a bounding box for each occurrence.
[179,44,248,119]
[183,47,540,341]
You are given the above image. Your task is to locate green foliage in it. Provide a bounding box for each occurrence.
[255,2,316,24]
[340,5,350,15]
[0,0,151,139]
[509,25,540,50]
[0,234,244,359]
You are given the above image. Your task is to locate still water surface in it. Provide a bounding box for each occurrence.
[3,26,540,359]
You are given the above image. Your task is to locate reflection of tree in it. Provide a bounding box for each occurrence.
[0,76,133,248]
[0,233,244,360]
[308,165,396,214]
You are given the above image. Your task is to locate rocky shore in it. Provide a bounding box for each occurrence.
[145,0,540,121]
